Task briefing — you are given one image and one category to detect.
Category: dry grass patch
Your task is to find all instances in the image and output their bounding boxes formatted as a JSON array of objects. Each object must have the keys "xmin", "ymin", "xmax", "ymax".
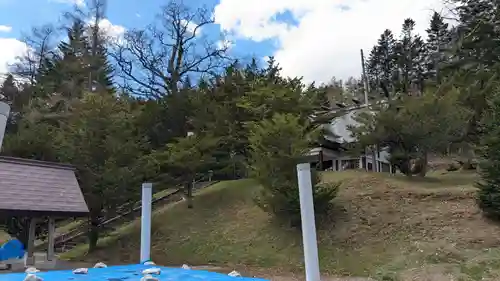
[{"xmin": 61, "ymin": 170, "xmax": 500, "ymax": 280}]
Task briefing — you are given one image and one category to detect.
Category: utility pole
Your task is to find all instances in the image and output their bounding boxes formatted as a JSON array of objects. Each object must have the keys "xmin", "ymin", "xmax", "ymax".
[
  {"xmin": 360, "ymin": 49, "xmax": 369, "ymax": 105},
  {"xmin": 360, "ymin": 49, "xmax": 377, "ymax": 172}
]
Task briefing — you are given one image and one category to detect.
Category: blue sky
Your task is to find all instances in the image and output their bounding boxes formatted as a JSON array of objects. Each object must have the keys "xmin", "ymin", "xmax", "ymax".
[
  {"xmin": 0, "ymin": 0, "xmax": 279, "ymax": 78},
  {"xmin": 0, "ymin": 0, "xmax": 451, "ymax": 84}
]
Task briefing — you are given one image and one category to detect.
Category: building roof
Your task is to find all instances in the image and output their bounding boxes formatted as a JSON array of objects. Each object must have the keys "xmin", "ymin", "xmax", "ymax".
[
  {"xmin": 325, "ymin": 102, "xmax": 384, "ymax": 143},
  {"xmin": 0, "ymin": 156, "xmax": 89, "ymax": 217}
]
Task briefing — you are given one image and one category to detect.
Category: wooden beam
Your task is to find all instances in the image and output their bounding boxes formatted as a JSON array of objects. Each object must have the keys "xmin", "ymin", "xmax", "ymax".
[
  {"xmin": 25, "ymin": 218, "xmax": 37, "ymax": 266},
  {"xmin": 318, "ymin": 150, "xmax": 324, "ymax": 170},
  {"xmin": 47, "ymin": 218, "xmax": 55, "ymax": 261}
]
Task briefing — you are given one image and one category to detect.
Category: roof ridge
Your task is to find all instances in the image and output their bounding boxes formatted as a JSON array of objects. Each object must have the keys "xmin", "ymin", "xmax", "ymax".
[{"xmin": 0, "ymin": 156, "xmax": 75, "ymax": 170}]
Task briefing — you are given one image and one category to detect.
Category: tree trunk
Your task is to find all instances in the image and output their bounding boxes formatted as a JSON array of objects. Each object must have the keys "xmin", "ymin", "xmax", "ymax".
[
  {"xmin": 394, "ymin": 156, "xmax": 412, "ymax": 177},
  {"xmin": 418, "ymin": 153, "xmax": 428, "ymax": 177},
  {"xmin": 318, "ymin": 150, "xmax": 324, "ymax": 171},
  {"xmin": 88, "ymin": 216, "xmax": 99, "ymax": 252},
  {"xmin": 405, "ymin": 158, "xmax": 413, "ymax": 177},
  {"xmin": 186, "ymin": 182, "xmax": 193, "ymax": 209}
]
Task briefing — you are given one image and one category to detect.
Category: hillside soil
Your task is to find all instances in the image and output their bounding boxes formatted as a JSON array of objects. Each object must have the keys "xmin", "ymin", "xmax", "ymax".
[{"xmin": 61, "ymin": 170, "xmax": 500, "ymax": 281}]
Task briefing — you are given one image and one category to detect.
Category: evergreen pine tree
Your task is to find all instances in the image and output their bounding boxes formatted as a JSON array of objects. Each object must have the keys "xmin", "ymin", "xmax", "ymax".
[
  {"xmin": 59, "ymin": 18, "xmax": 91, "ymax": 98},
  {"xmin": 0, "ymin": 75, "xmax": 30, "ymax": 131},
  {"xmin": 36, "ymin": 19, "xmax": 91, "ymax": 99},
  {"xmin": 0, "ymin": 74, "xmax": 18, "ymax": 104},
  {"xmin": 477, "ymin": 88, "xmax": 500, "ymax": 220},
  {"xmin": 367, "ymin": 45, "xmax": 382, "ymax": 92},
  {"xmin": 425, "ymin": 12, "xmax": 450, "ymax": 83},
  {"xmin": 396, "ymin": 19, "xmax": 414, "ymax": 93},
  {"xmin": 448, "ymin": 0, "xmax": 500, "ymax": 145},
  {"xmin": 35, "ymin": 57, "xmax": 59, "ymax": 99},
  {"xmin": 367, "ymin": 29, "xmax": 398, "ymax": 93},
  {"xmin": 89, "ymin": 42, "xmax": 115, "ymax": 93},
  {"xmin": 455, "ymin": 0, "xmax": 500, "ymax": 68},
  {"xmin": 395, "ymin": 18, "xmax": 426, "ymax": 94},
  {"xmin": 411, "ymin": 36, "xmax": 427, "ymax": 93},
  {"xmin": 36, "ymin": 18, "xmax": 115, "ymax": 99}
]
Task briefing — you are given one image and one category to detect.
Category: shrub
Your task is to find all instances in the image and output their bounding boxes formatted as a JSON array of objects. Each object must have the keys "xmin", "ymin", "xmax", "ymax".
[
  {"xmin": 477, "ymin": 89, "xmax": 500, "ymax": 219},
  {"xmin": 247, "ymin": 113, "xmax": 338, "ymax": 227}
]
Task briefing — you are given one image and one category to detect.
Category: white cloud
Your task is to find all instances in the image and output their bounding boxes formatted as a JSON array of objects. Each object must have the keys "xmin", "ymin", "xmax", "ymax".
[
  {"xmin": 98, "ymin": 18, "xmax": 126, "ymax": 40},
  {"xmin": 0, "ymin": 38, "xmax": 28, "ymax": 77},
  {"xmin": 214, "ymin": 0, "xmax": 453, "ymax": 84},
  {"xmin": 216, "ymin": 38, "xmax": 234, "ymax": 50},
  {"xmin": 181, "ymin": 19, "xmax": 202, "ymax": 36},
  {"xmin": 85, "ymin": 18, "xmax": 126, "ymax": 44},
  {"xmin": 0, "ymin": 25, "xmax": 12, "ymax": 33},
  {"xmin": 49, "ymin": 0, "xmax": 85, "ymax": 7}
]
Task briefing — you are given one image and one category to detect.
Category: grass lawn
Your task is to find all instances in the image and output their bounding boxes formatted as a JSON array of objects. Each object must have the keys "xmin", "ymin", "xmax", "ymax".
[{"xmin": 60, "ymin": 170, "xmax": 500, "ymax": 281}]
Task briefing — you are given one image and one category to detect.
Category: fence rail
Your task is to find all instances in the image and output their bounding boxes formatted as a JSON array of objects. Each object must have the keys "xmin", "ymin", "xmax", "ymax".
[{"xmin": 35, "ymin": 177, "xmax": 217, "ymax": 252}]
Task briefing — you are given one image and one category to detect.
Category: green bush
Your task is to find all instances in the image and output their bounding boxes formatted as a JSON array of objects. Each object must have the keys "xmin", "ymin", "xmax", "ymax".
[
  {"xmin": 477, "ymin": 89, "xmax": 500, "ymax": 219},
  {"xmin": 247, "ymin": 113, "xmax": 338, "ymax": 227}
]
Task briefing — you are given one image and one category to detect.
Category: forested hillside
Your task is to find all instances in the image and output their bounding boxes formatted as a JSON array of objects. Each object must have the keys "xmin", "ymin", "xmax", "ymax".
[{"xmin": 3, "ymin": 2, "xmax": 500, "ymax": 279}]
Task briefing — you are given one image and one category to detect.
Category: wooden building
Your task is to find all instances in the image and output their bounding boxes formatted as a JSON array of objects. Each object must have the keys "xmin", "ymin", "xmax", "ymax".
[
  {"xmin": 0, "ymin": 156, "xmax": 88, "ymax": 266},
  {"xmin": 309, "ymin": 103, "xmax": 393, "ymax": 173}
]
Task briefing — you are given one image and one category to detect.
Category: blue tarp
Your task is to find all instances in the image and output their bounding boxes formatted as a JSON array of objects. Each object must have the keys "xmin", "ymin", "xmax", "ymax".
[
  {"xmin": 0, "ymin": 264, "xmax": 270, "ymax": 281},
  {"xmin": 0, "ymin": 239, "xmax": 24, "ymax": 261}
]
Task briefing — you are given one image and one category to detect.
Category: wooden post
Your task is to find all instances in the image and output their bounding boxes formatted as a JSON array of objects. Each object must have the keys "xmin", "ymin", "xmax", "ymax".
[
  {"xmin": 187, "ymin": 180, "xmax": 194, "ymax": 209},
  {"xmin": 25, "ymin": 218, "xmax": 37, "ymax": 266},
  {"xmin": 208, "ymin": 170, "xmax": 213, "ymax": 182},
  {"xmin": 360, "ymin": 49, "xmax": 370, "ymax": 105},
  {"xmin": 318, "ymin": 150, "xmax": 324, "ymax": 171},
  {"xmin": 47, "ymin": 217, "xmax": 55, "ymax": 261}
]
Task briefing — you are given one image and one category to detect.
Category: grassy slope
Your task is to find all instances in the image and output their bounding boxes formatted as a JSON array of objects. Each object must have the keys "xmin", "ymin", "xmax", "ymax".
[
  {"xmin": 53, "ymin": 187, "xmax": 178, "ymax": 236},
  {"xmin": 62, "ymin": 170, "xmax": 500, "ymax": 280},
  {"xmin": 0, "ymin": 186, "xmax": 179, "ymax": 246}
]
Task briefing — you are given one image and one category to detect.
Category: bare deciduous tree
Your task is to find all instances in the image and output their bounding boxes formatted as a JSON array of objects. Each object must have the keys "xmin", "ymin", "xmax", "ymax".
[
  {"xmin": 112, "ymin": 0, "xmax": 231, "ymax": 98},
  {"xmin": 12, "ymin": 24, "xmax": 58, "ymax": 85}
]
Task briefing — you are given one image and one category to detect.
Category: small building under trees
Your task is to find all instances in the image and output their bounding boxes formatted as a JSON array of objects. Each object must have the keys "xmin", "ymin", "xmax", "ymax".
[
  {"xmin": 308, "ymin": 104, "xmax": 393, "ymax": 173},
  {"xmin": 0, "ymin": 156, "xmax": 88, "ymax": 267}
]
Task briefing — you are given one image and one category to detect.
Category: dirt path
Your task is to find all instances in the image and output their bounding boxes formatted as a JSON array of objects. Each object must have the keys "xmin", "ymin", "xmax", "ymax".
[{"xmin": 191, "ymin": 265, "xmax": 375, "ymax": 281}]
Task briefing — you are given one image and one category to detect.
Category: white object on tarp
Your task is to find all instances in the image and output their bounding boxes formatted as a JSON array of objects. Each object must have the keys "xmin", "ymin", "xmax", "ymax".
[
  {"xmin": 181, "ymin": 264, "xmax": 191, "ymax": 269},
  {"xmin": 73, "ymin": 268, "xmax": 88, "ymax": 274},
  {"xmin": 228, "ymin": 270, "xmax": 241, "ymax": 277},
  {"xmin": 142, "ymin": 267, "xmax": 161, "ymax": 275},
  {"xmin": 23, "ymin": 273, "xmax": 43, "ymax": 281},
  {"xmin": 140, "ymin": 274, "xmax": 159, "ymax": 281},
  {"xmin": 140, "ymin": 183, "xmax": 153, "ymax": 263},
  {"xmin": 143, "ymin": 261, "xmax": 156, "ymax": 265},
  {"xmin": 25, "ymin": 267, "xmax": 40, "ymax": 274},
  {"xmin": 297, "ymin": 163, "xmax": 321, "ymax": 281},
  {"xmin": 0, "ymin": 101, "xmax": 9, "ymax": 151},
  {"xmin": 93, "ymin": 262, "xmax": 107, "ymax": 268}
]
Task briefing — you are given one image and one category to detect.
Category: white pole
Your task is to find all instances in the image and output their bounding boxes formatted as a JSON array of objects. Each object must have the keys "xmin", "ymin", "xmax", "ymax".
[
  {"xmin": 296, "ymin": 163, "xmax": 321, "ymax": 281},
  {"xmin": 140, "ymin": 182, "xmax": 153, "ymax": 263},
  {"xmin": 0, "ymin": 101, "xmax": 10, "ymax": 150}
]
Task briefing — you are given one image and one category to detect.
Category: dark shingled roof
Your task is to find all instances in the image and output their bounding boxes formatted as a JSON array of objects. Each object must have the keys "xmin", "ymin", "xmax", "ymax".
[{"xmin": 0, "ymin": 156, "xmax": 89, "ymax": 217}]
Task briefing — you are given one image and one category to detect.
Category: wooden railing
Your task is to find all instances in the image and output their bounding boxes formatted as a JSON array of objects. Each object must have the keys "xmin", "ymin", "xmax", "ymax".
[{"xmin": 35, "ymin": 177, "xmax": 218, "ymax": 252}]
